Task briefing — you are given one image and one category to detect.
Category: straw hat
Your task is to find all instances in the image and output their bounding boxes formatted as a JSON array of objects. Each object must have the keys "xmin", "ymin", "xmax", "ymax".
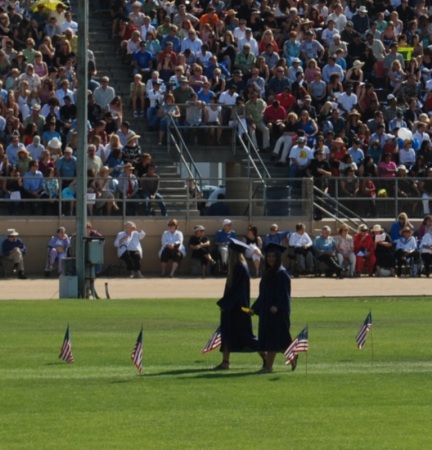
[
  {"xmin": 352, "ymin": 60, "xmax": 365, "ymax": 69},
  {"xmin": 331, "ymin": 137, "xmax": 345, "ymax": 146},
  {"xmin": 126, "ymin": 134, "xmax": 140, "ymax": 145},
  {"xmin": 226, "ymin": 9, "xmax": 237, "ymax": 16},
  {"xmin": 372, "ymin": 224, "xmax": 383, "ymax": 232}
]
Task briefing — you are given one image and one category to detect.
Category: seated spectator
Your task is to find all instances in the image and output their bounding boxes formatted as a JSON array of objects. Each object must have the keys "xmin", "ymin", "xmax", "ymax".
[
  {"xmin": 117, "ymin": 163, "xmax": 139, "ymax": 215},
  {"xmin": 22, "ymin": 160, "xmax": 44, "ymax": 213},
  {"xmin": 263, "ymin": 223, "xmax": 290, "ymax": 246},
  {"xmin": 335, "ymin": 224, "xmax": 356, "ymax": 277},
  {"xmin": 417, "ymin": 215, "xmax": 432, "ymax": 241},
  {"xmin": 214, "ymin": 218, "xmax": 236, "ymax": 268},
  {"xmin": 242, "ymin": 224, "xmax": 263, "ymax": 278},
  {"xmin": 288, "ymin": 222, "xmax": 314, "ymax": 275},
  {"xmin": 95, "ymin": 166, "xmax": 119, "ymax": 215},
  {"xmin": 61, "ymin": 179, "xmax": 77, "ymax": 216},
  {"xmin": 313, "ymin": 225, "xmax": 343, "ymax": 278},
  {"xmin": 46, "ymin": 226, "xmax": 71, "ymax": 274},
  {"xmin": 140, "ymin": 164, "xmax": 167, "ymax": 217},
  {"xmin": 2, "ymin": 228, "xmax": 27, "ymax": 279},
  {"xmin": 114, "ymin": 221, "xmax": 146, "ymax": 278},
  {"xmin": 288, "ymin": 136, "xmax": 313, "ymax": 183},
  {"xmin": 353, "ymin": 224, "xmax": 376, "ymax": 276},
  {"xmin": 159, "ymin": 218, "xmax": 186, "ymax": 278},
  {"xmin": 390, "ymin": 212, "xmax": 414, "ymax": 242},
  {"xmin": 420, "ymin": 228, "xmax": 432, "ymax": 277},
  {"xmin": 372, "ymin": 224, "xmax": 395, "ymax": 277},
  {"xmin": 395, "ymin": 226, "xmax": 420, "ymax": 277},
  {"xmin": 188, "ymin": 224, "xmax": 216, "ymax": 277}
]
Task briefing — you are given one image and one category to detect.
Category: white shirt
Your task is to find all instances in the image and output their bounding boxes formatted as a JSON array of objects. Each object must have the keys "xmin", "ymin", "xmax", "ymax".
[
  {"xmin": 289, "ymin": 232, "xmax": 313, "ymax": 248},
  {"xmin": 159, "ymin": 230, "xmax": 186, "ymax": 258},
  {"xmin": 420, "ymin": 232, "xmax": 432, "ymax": 254},
  {"xmin": 238, "ymin": 37, "xmax": 259, "ymax": 56},
  {"xmin": 219, "ymin": 90, "xmax": 238, "ymax": 106},
  {"xmin": 114, "ymin": 229, "xmax": 146, "ymax": 258},
  {"xmin": 289, "ymin": 144, "xmax": 313, "ymax": 167},
  {"xmin": 338, "ymin": 92, "xmax": 358, "ymax": 112}
]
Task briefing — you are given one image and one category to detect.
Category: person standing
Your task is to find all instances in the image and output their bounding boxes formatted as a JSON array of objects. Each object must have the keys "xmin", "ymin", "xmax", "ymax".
[
  {"xmin": 114, "ymin": 221, "xmax": 146, "ymax": 278},
  {"xmin": 2, "ymin": 228, "xmax": 27, "ymax": 279},
  {"xmin": 252, "ymin": 243, "xmax": 294, "ymax": 374},
  {"xmin": 215, "ymin": 238, "xmax": 259, "ymax": 370}
]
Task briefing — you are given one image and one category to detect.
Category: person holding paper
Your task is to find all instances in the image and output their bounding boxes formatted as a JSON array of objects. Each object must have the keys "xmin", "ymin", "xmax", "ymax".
[
  {"xmin": 353, "ymin": 224, "xmax": 376, "ymax": 276},
  {"xmin": 372, "ymin": 224, "xmax": 395, "ymax": 277}
]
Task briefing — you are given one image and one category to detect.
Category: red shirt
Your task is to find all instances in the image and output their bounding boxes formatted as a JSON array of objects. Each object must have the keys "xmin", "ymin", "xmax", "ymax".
[
  {"xmin": 264, "ymin": 105, "xmax": 287, "ymax": 123},
  {"xmin": 275, "ymin": 92, "xmax": 296, "ymax": 111}
]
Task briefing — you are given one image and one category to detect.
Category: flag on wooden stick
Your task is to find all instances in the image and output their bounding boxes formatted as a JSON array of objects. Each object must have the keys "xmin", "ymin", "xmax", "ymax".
[
  {"xmin": 355, "ymin": 312, "xmax": 372, "ymax": 349},
  {"xmin": 201, "ymin": 326, "xmax": 222, "ymax": 354},
  {"xmin": 131, "ymin": 327, "xmax": 143, "ymax": 373},
  {"xmin": 59, "ymin": 325, "xmax": 74, "ymax": 363},
  {"xmin": 284, "ymin": 327, "xmax": 308, "ymax": 366}
]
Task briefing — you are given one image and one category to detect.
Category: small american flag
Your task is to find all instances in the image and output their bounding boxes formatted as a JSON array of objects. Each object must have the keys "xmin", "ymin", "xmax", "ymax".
[
  {"xmin": 131, "ymin": 327, "xmax": 143, "ymax": 373},
  {"xmin": 284, "ymin": 327, "xmax": 308, "ymax": 365},
  {"xmin": 201, "ymin": 326, "xmax": 222, "ymax": 354},
  {"xmin": 355, "ymin": 312, "xmax": 372, "ymax": 349},
  {"xmin": 59, "ymin": 325, "xmax": 74, "ymax": 364}
]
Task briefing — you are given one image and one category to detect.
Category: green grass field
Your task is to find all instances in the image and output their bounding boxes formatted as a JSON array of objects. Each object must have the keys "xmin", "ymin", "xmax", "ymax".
[{"xmin": 0, "ymin": 297, "xmax": 431, "ymax": 450}]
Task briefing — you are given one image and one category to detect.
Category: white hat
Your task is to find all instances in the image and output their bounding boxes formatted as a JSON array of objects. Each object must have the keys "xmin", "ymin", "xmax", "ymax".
[
  {"xmin": 372, "ymin": 224, "xmax": 383, "ymax": 232},
  {"xmin": 48, "ymin": 137, "xmax": 62, "ymax": 149},
  {"xmin": 387, "ymin": 93, "xmax": 396, "ymax": 101},
  {"xmin": 194, "ymin": 225, "xmax": 205, "ymax": 231},
  {"xmin": 223, "ymin": 219, "xmax": 232, "ymax": 226},
  {"xmin": 358, "ymin": 5, "xmax": 368, "ymax": 13},
  {"xmin": 7, "ymin": 228, "xmax": 19, "ymax": 236}
]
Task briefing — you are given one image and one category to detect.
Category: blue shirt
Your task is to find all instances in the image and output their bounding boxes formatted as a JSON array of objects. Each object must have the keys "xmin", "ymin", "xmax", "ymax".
[
  {"xmin": 263, "ymin": 231, "xmax": 290, "ymax": 246},
  {"xmin": 214, "ymin": 229, "xmax": 236, "ymax": 245},
  {"xmin": 23, "ymin": 170, "xmax": 44, "ymax": 192},
  {"xmin": 2, "ymin": 237, "xmax": 26, "ymax": 256},
  {"xmin": 132, "ymin": 49, "xmax": 153, "ymax": 69},
  {"xmin": 56, "ymin": 155, "xmax": 77, "ymax": 178},
  {"xmin": 314, "ymin": 235, "xmax": 336, "ymax": 253}
]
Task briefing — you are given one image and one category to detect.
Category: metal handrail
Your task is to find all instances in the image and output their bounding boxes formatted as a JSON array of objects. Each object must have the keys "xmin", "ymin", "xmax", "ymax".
[
  {"xmin": 167, "ymin": 115, "xmax": 203, "ymax": 184},
  {"xmin": 233, "ymin": 111, "xmax": 272, "ymax": 180}
]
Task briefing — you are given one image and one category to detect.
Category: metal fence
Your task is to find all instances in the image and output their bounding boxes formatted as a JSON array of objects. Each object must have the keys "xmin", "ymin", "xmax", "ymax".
[{"xmin": 0, "ymin": 176, "xmax": 428, "ymax": 220}]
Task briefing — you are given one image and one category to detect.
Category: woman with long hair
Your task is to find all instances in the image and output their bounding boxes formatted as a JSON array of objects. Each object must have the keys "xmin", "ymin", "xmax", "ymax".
[
  {"xmin": 215, "ymin": 239, "xmax": 260, "ymax": 370},
  {"xmin": 252, "ymin": 243, "xmax": 294, "ymax": 373}
]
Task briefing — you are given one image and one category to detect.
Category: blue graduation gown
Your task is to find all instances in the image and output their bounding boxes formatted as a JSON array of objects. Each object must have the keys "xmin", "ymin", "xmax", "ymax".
[
  {"xmin": 252, "ymin": 265, "xmax": 292, "ymax": 352},
  {"xmin": 217, "ymin": 262, "xmax": 258, "ymax": 352}
]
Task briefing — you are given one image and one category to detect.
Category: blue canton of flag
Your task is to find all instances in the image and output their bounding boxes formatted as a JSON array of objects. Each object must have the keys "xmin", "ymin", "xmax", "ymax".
[{"xmin": 355, "ymin": 312, "xmax": 372, "ymax": 349}]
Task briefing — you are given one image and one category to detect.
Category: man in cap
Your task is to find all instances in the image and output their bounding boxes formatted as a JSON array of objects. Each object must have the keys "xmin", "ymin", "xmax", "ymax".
[
  {"xmin": 351, "ymin": 5, "xmax": 369, "ymax": 36},
  {"xmin": 300, "ymin": 30, "xmax": 324, "ymax": 63},
  {"xmin": 188, "ymin": 225, "xmax": 216, "ymax": 277},
  {"xmin": 287, "ymin": 134, "xmax": 313, "ymax": 187},
  {"xmin": 214, "ymin": 219, "xmax": 237, "ymax": 268},
  {"xmin": 2, "ymin": 229, "xmax": 27, "ymax": 279},
  {"xmin": 384, "ymin": 94, "xmax": 403, "ymax": 123}
]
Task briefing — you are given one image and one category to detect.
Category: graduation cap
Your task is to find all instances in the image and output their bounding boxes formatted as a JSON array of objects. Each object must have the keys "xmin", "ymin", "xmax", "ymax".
[
  {"xmin": 264, "ymin": 243, "xmax": 287, "ymax": 254},
  {"xmin": 228, "ymin": 238, "xmax": 249, "ymax": 254}
]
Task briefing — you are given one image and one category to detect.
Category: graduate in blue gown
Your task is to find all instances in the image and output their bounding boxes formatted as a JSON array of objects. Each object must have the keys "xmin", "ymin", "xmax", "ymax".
[
  {"xmin": 252, "ymin": 243, "xmax": 294, "ymax": 373},
  {"xmin": 215, "ymin": 239, "xmax": 259, "ymax": 370}
]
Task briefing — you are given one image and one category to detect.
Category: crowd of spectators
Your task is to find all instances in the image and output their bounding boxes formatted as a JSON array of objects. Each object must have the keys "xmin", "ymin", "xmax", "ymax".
[{"xmin": 110, "ymin": 0, "xmax": 432, "ymax": 218}]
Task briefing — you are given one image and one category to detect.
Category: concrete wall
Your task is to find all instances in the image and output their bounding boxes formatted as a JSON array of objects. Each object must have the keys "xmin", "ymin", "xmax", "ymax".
[{"xmin": 3, "ymin": 217, "xmax": 416, "ymax": 276}]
